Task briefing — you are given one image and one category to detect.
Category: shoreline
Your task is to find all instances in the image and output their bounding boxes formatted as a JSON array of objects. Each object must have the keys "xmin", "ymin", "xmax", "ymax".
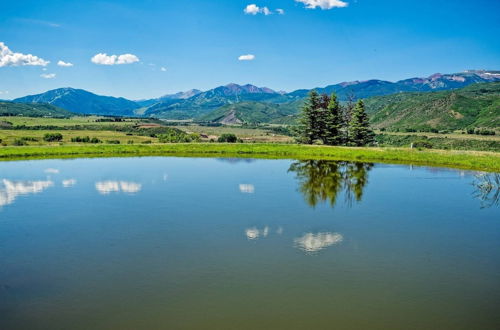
[{"xmin": 0, "ymin": 143, "xmax": 499, "ymax": 172}]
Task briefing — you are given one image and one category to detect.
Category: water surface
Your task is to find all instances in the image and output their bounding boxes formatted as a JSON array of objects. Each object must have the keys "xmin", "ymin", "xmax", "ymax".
[{"xmin": 0, "ymin": 157, "xmax": 499, "ymax": 330}]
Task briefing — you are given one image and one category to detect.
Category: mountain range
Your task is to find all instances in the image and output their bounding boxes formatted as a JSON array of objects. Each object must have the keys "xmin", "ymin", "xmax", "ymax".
[{"xmin": 9, "ymin": 70, "xmax": 500, "ymax": 126}]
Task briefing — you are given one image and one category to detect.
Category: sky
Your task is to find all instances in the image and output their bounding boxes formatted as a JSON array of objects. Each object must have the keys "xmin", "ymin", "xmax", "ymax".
[{"xmin": 0, "ymin": 0, "xmax": 499, "ymax": 100}]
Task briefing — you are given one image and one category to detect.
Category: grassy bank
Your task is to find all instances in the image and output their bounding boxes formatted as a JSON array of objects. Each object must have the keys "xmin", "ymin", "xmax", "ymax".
[{"xmin": 0, "ymin": 143, "xmax": 499, "ymax": 172}]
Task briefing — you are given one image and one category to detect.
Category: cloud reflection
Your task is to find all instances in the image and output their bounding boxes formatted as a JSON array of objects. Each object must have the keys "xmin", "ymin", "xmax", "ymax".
[
  {"xmin": 62, "ymin": 179, "xmax": 77, "ymax": 187},
  {"xmin": 239, "ymin": 184, "xmax": 255, "ymax": 194},
  {"xmin": 245, "ymin": 226, "xmax": 270, "ymax": 240},
  {"xmin": 0, "ymin": 179, "xmax": 53, "ymax": 207},
  {"xmin": 95, "ymin": 181, "xmax": 142, "ymax": 195},
  {"xmin": 294, "ymin": 232, "xmax": 343, "ymax": 253},
  {"xmin": 44, "ymin": 168, "xmax": 60, "ymax": 174}
]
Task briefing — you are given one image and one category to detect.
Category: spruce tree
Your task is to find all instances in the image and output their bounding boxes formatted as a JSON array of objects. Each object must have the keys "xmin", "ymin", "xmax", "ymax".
[
  {"xmin": 348, "ymin": 100, "xmax": 375, "ymax": 146},
  {"xmin": 324, "ymin": 93, "xmax": 343, "ymax": 145},
  {"xmin": 297, "ymin": 90, "xmax": 321, "ymax": 144}
]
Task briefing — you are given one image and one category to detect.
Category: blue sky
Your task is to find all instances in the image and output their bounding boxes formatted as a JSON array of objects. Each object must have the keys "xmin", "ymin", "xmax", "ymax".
[{"xmin": 1, "ymin": 0, "xmax": 499, "ymax": 99}]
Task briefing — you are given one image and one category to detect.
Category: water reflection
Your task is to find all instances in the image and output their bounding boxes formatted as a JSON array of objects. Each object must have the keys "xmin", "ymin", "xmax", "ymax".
[
  {"xmin": 44, "ymin": 168, "xmax": 60, "ymax": 174},
  {"xmin": 95, "ymin": 181, "xmax": 142, "ymax": 195},
  {"xmin": 245, "ymin": 226, "xmax": 269, "ymax": 240},
  {"xmin": 62, "ymin": 179, "xmax": 77, "ymax": 188},
  {"xmin": 288, "ymin": 160, "xmax": 373, "ymax": 207},
  {"xmin": 239, "ymin": 184, "xmax": 255, "ymax": 194},
  {"xmin": 0, "ymin": 179, "xmax": 53, "ymax": 207},
  {"xmin": 294, "ymin": 232, "xmax": 344, "ymax": 253},
  {"xmin": 473, "ymin": 173, "xmax": 500, "ymax": 208}
]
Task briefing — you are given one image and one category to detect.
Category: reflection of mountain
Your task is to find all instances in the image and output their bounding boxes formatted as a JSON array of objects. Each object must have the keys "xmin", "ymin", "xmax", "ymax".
[
  {"xmin": 288, "ymin": 160, "xmax": 373, "ymax": 207},
  {"xmin": 95, "ymin": 181, "xmax": 142, "ymax": 195},
  {"xmin": 216, "ymin": 158, "xmax": 257, "ymax": 164},
  {"xmin": 294, "ymin": 232, "xmax": 343, "ymax": 253},
  {"xmin": 0, "ymin": 179, "xmax": 53, "ymax": 207}
]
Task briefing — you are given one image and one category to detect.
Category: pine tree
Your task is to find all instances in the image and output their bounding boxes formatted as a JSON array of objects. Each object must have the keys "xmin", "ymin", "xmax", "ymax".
[
  {"xmin": 297, "ymin": 90, "xmax": 321, "ymax": 144},
  {"xmin": 348, "ymin": 100, "xmax": 375, "ymax": 146},
  {"xmin": 324, "ymin": 93, "xmax": 343, "ymax": 145}
]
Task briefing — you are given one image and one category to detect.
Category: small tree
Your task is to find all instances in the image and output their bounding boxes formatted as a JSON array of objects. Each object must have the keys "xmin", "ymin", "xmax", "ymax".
[
  {"xmin": 324, "ymin": 93, "xmax": 343, "ymax": 145},
  {"xmin": 296, "ymin": 90, "xmax": 321, "ymax": 144},
  {"xmin": 43, "ymin": 133, "xmax": 63, "ymax": 142},
  {"xmin": 348, "ymin": 100, "xmax": 374, "ymax": 146},
  {"xmin": 217, "ymin": 133, "xmax": 238, "ymax": 143}
]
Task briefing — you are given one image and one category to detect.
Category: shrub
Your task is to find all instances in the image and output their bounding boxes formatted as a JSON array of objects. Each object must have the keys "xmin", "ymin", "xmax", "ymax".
[
  {"xmin": 217, "ymin": 133, "xmax": 238, "ymax": 143},
  {"xmin": 106, "ymin": 140, "xmax": 121, "ymax": 144},
  {"xmin": 127, "ymin": 140, "xmax": 134, "ymax": 144},
  {"xmin": 13, "ymin": 139, "xmax": 28, "ymax": 146},
  {"xmin": 43, "ymin": 133, "xmax": 63, "ymax": 142},
  {"xmin": 142, "ymin": 140, "xmax": 152, "ymax": 144},
  {"xmin": 413, "ymin": 140, "xmax": 433, "ymax": 149}
]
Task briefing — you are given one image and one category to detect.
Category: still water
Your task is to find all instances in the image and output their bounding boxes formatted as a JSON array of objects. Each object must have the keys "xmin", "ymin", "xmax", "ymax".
[{"xmin": 0, "ymin": 157, "xmax": 499, "ymax": 330}]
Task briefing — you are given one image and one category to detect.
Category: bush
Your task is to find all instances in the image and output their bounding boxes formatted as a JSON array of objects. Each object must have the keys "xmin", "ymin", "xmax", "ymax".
[
  {"xmin": 43, "ymin": 133, "xmax": 63, "ymax": 142},
  {"xmin": 413, "ymin": 140, "xmax": 433, "ymax": 149},
  {"xmin": 71, "ymin": 136, "xmax": 101, "ymax": 143},
  {"xmin": 105, "ymin": 140, "xmax": 121, "ymax": 144},
  {"xmin": 127, "ymin": 140, "xmax": 134, "ymax": 144},
  {"xmin": 217, "ymin": 133, "xmax": 238, "ymax": 143},
  {"xmin": 12, "ymin": 139, "xmax": 28, "ymax": 146}
]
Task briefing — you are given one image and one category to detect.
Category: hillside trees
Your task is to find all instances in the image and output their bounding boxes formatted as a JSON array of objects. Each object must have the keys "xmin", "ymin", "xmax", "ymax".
[{"xmin": 297, "ymin": 91, "xmax": 374, "ymax": 146}]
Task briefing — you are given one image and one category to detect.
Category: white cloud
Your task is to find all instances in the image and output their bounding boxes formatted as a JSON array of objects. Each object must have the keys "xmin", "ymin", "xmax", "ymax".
[
  {"xmin": 238, "ymin": 54, "xmax": 256, "ymax": 61},
  {"xmin": 294, "ymin": 232, "xmax": 343, "ymax": 252},
  {"xmin": 91, "ymin": 53, "xmax": 139, "ymax": 65},
  {"xmin": 276, "ymin": 8, "xmax": 285, "ymax": 14},
  {"xmin": 95, "ymin": 181, "xmax": 142, "ymax": 195},
  {"xmin": 0, "ymin": 42, "xmax": 49, "ymax": 67},
  {"xmin": 296, "ymin": 0, "xmax": 348, "ymax": 10},
  {"xmin": 57, "ymin": 60, "xmax": 73, "ymax": 67},
  {"xmin": 244, "ymin": 4, "xmax": 260, "ymax": 15},
  {"xmin": 244, "ymin": 4, "xmax": 272, "ymax": 15},
  {"xmin": 0, "ymin": 91, "xmax": 8, "ymax": 95},
  {"xmin": 160, "ymin": 67, "xmax": 167, "ymax": 72},
  {"xmin": 40, "ymin": 73, "xmax": 56, "ymax": 79}
]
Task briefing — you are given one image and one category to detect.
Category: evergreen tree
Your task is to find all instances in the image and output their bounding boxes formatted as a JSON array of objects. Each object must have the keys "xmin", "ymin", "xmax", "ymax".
[
  {"xmin": 297, "ymin": 90, "xmax": 321, "ymax": 144},
  {"xmin": 348, "ymin": 100, "xmax": 375, "ymax": 146},
  {"xmin": 324, "ymin": 93, "xmax": 343, "ymax": 145}
]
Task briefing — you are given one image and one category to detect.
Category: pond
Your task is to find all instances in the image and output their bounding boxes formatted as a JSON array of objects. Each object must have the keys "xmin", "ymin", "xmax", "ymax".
[{"xmin": 0, "ymin": 157, "xmax": 499, "ymax": 330}]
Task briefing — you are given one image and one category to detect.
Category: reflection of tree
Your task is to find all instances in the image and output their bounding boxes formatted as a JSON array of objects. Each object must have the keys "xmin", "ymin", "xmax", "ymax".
[
  {"xmin": 473, "ymin": 173, "xmax": 500, "ymax": 209},
  {"xmin": 288, "ymin": 160, "xmax": 373, "ymax": 207}
]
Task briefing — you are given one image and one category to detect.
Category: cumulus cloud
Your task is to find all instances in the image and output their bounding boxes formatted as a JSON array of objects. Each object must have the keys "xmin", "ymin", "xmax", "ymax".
[
  {"xmin": 244, "ymin": 4, "xmax": 272, "ymax": 15},
  {"xmin": 91, "ymin": 53, "xmax": 139, "ymax": 65},
  {"xmin": 0, "ymin": 42, "xmax": 49, "ymax": 67},
  {"xmin": 276, "ymin": 9, "xmax": 285, "ymax": 14},
  {"xmin": 57, "ymin": 60, "xmax": 73, "ymax": 67},
  {"xmin": 40, "ymin": 73, "xmax": 56, "ymax": 79},
  {"xmin": 294, "ymin": 232, "xmax": 343, "ymax": 252},
  {"xmin": 160, "ymin": 67, "xmax": 167, "ymax": 72},
  {"xmin": 296, "ymin": 0, "xmax": 348, "ymax": 10},
  {"xmin": 238, "ymin": 54, "xmax": 255, "ymax": 61}
]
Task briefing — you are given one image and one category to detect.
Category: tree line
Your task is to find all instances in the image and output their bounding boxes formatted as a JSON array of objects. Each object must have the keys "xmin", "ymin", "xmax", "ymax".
[{"xmin": 296, "ymin": 90, "xmax": 375, "ymax": 146}]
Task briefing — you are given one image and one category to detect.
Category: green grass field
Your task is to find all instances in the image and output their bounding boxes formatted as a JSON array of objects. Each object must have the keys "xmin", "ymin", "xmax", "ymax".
[{"xmin": 0, "ymin": 143, "xmax": 498, "ymax": 172}]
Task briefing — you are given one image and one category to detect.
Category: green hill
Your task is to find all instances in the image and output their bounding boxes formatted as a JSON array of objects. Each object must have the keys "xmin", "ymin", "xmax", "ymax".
[
  {"xmin": 0, "ymin": 101, "xmax": 74, "ymax": 118},
  {"xmin": 365, "ymin": 82, "xmax": 500, "ymax": 131},
  {"xmin": 197, "ymin": 100, "xmax": 301, "ymax": 125}
]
